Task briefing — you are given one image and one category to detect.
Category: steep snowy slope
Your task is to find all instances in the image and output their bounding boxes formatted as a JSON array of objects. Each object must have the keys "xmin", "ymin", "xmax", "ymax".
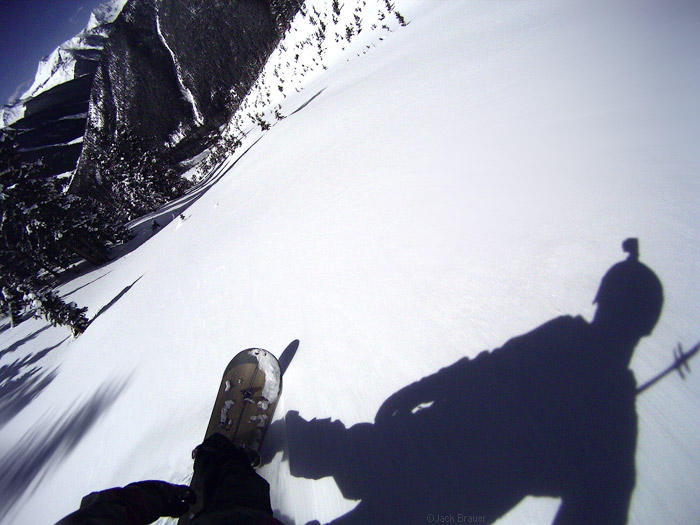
[{"xmin": 1, "ymin": 1, "xmax": 699, "ymax": 524}]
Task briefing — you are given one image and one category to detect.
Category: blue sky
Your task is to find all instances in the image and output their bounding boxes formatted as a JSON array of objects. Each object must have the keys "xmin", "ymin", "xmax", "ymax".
[{"xmin": 0, "ymin": 0, "xmax": 108, "ymax": 106}]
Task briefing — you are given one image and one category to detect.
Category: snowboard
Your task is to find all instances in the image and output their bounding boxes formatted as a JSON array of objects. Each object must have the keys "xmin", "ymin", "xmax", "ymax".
[{"xmin": 179, "ymin": 348, "xmax": 282, "ymax": 524}]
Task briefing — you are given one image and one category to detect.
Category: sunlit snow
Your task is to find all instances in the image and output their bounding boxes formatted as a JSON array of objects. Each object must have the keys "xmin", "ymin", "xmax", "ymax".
[{"xmin": 1, "ymin": 1, "xmax": 699, "ymax": 524}]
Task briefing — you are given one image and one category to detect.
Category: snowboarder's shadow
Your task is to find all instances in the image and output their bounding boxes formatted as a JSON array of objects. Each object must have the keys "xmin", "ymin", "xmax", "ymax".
[{"xmin": 278, "ymin": 240, "xmax": 663, "ymax": 524}]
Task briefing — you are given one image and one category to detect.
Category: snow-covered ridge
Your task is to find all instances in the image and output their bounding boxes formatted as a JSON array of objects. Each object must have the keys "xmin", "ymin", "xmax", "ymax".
[
  {"xmin": 21, "ymin": 0, "xmax": 127, "ymax": 101},
  {"xmin": 0, "ymin": 0, "xmax": 126, "ymax": 128},
  {"xmin": 0, "ymin": 104, "xmax": 25, "ymax": 129},
  {"xmin": 86, "ymin": 0, "xmax": 129, "ymax": 31}
]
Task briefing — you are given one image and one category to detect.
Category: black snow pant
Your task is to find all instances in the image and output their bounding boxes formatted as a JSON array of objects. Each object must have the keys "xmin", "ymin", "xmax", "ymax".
[{"xmin": 191, "ymin": 433, "xmax": 277, "ymax": 524}]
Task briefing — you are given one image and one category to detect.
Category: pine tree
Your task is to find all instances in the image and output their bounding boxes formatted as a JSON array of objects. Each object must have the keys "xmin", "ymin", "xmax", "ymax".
[
  {"xmin": 94, "ymin": 134, "xmax": 193, "ymax": 221},
  {"xmin": 28, "ymin": 289, "xmax": 89, "ymax": 336},
  {"xmin": 0, "ymin": 130, "xmax": 119, "ymax": 334}
]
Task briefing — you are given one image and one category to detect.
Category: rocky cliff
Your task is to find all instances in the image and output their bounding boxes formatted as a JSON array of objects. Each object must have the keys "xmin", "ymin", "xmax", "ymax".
[{"xmin": 70, "ymin": 0, "xmax": 299, "ymax": 202}]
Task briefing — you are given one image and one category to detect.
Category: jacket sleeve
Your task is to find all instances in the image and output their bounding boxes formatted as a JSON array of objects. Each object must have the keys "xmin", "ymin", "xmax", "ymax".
[
  {"xmin": 55, "ymin": 481, "xmax": 195, "ymax": 525},
  {"xmin": 375, "ymin": 354, "xmax": 485, "ymax": 423},
  {"xmin": 55, "ymin": 489, "xmax": 137, "ymax": 525}
]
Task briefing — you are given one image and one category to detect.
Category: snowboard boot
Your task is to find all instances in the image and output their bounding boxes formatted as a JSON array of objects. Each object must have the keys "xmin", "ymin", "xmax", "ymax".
[
  {"xmin": 190, "ymin": 433, "xmax": 274, "ymax": 518},
  {"xmin": 234, "ymin": 442, "xmax": 262, "ymax": 468},
  {"xmin": 192, "ymin": 433, "xmax": 261, "ymax": 469}
]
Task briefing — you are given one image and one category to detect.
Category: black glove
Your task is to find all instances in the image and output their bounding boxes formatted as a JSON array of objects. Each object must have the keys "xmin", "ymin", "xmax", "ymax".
[{"xmin": 121, "ymin": 480, "xmax": 196, "ymax": 522}]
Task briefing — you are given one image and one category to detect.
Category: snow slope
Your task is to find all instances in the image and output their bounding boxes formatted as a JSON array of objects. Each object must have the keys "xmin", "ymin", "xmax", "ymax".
[{"xmin": 1, "ymin": 0, "xmax": 699, "ymax": 523}]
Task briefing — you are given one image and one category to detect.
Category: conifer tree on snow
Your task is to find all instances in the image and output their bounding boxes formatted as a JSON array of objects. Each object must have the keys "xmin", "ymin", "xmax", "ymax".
[
  {"xmin": 93, "ymin": 133, "xmax": 194, "ymax": 222},
  {"xmin": 0, "ymin": 130, "xmax": 124, "ymax": 335}
]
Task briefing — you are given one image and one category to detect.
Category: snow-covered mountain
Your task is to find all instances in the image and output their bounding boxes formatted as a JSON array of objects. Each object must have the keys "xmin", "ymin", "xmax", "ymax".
[
  {"xmin": 0, "ymin": 0, "xmax": 127, "ymax": 129},
  {"xmin": 0, "ymin": 0, "xmax": 126, "ymax": 182},
  {"xmin": 2, "ymin": 0, "xmax": 298, "ymax": 190},
  {"xmin": 1, "ymin": 1, "xmax": 699, "ymax": 524},
  {"xmin": 19, "ymin": 0, "xmax": 127, "ymax": 104}
]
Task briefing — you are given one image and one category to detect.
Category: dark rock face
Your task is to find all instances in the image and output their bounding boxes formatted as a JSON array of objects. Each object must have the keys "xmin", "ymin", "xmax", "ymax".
[
  {"xmin": 71, "ymin": 0, "xmax": 299, "ymax": 199},
  {"xmin": 71, "ymin": 0, "xmax": 192, "ymax": 197},
  {"xmin": 4, "ymin": 37, "xmax": 108, "ymax": 178}
]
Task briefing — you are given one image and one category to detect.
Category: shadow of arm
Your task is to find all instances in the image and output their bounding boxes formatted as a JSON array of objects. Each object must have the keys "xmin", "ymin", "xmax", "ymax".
[{"xmin": 375, "ymin": 355, "xmax": 480, "ymax": 424}]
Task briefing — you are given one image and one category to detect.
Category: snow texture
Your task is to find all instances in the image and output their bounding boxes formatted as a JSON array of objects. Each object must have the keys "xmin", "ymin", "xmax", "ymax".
[
  {"xmin": 1, "ymin": 0, "xmax": 699, "ymax": 524},
  {"xmin": 86, "ymin": 0, "xmax": 129, "ymax": 31},
  {"xmin": 0, "ymin": 104, "xmax": 25, "ymax": 129},
  {"xmin": 254, "ymin": 349, "xmax": 282, "ymax": 405}
]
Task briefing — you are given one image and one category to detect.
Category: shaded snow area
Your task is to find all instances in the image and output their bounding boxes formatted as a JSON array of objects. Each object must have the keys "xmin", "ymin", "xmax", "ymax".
[{"xmin": 2, "ymin": 1, "xmax": 699, "ymax": 523}]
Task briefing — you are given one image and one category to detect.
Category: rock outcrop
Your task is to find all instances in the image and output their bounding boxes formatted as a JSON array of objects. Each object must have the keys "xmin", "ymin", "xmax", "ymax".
[{"xmin": 70, "ymin": 0, "xmax": 299, "ymax": 200}]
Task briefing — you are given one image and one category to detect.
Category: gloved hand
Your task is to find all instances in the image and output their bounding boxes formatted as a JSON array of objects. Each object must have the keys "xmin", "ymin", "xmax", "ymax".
[{"xmin": 120, "ymin": 480, "xmax": 196, "ymax": 522}]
